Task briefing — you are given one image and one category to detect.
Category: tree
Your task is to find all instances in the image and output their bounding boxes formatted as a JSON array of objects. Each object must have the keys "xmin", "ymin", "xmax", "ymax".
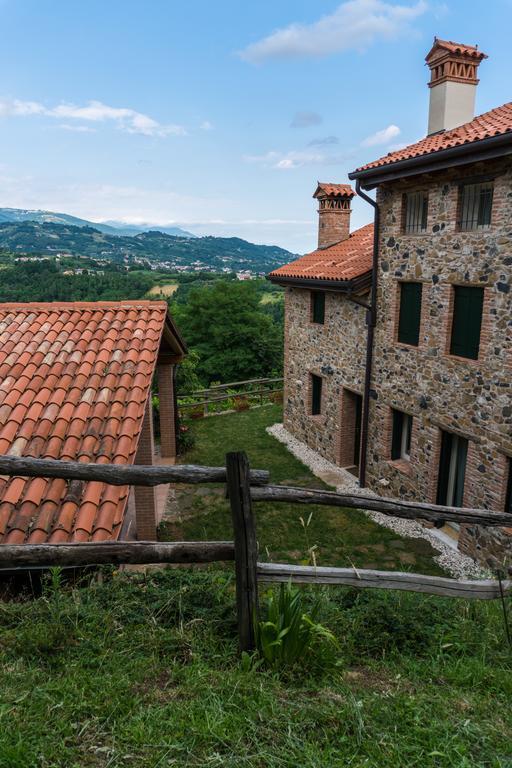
[{"xmin": 172, "ymin": 281, "xmax": 283, "ymax": 384}]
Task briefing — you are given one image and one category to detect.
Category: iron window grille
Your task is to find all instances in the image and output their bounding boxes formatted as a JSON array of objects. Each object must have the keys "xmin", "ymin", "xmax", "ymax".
[
  {"xmin": 311, "ymin": 374, "xmax": 323, "ymax": 416},
  {"xmin": 403, "ymin": 192, "xmax": 429, "ymax": 234},
  {"xmin": 458, "ymin": 182, "xmax": 493, "ymax": 231}
]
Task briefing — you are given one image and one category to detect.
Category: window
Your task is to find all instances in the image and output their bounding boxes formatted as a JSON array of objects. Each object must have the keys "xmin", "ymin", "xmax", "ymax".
[
  {"xmin": 449, "ymin": 285, "xmax": 484, "ymax": 360},
  {"xmin": 506, "ymin": 459, "xmax": 512, "ymax": 515},
  {"xmin": 391, "ymin": 410, "xmax": 413, "ymax": 461},
  {"xmin": 311, "ymin": 374, "xmax": 323, "ymax": 416},
  {"xmin": 397, "ymin": 282, "xmax": 422, "ymax": 346},
  {"xmin": 311, "ymin": 291, "xmax": 325, "ymax": 324},
  {"xmin": 403, "ymin": 192, "xmax": 428, "ymax": 234},
  {"xmin": 436, "ymin": 431, "xmax": 468, "ymax": 515},
  {"xmin": 458, "ymin": 182, "xmax": 493, "ymax": 231}
]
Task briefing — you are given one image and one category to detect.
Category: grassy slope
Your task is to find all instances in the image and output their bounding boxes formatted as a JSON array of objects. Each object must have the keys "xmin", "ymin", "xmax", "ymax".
[
  {"xmin": 161, "ymin": 405, "xmax": 445, "ymax": 575},
  {"xmin": 0, "ymin": 569, "xmax": 510, "ymax": 767}
]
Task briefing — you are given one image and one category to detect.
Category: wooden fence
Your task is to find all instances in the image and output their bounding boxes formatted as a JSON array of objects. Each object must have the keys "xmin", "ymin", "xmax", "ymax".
[
  {"xmin": 178, "ymin": 377, "xmax": 283, "ymax": 417},
  {"xmin": 0, "ymin": 452, "xmax": 510, "ymax": 652}
]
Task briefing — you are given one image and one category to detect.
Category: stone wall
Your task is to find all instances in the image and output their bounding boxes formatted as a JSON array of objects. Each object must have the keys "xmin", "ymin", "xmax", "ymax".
[
  {"xmin": 283, "ymin": 286, "xmax": 367, "ymax": 465},
  {"xmin": 365, "ymin": 157, "xmax": 512, "ymax": 567}
]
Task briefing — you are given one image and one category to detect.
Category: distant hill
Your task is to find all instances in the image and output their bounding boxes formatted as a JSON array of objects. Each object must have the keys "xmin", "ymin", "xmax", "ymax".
[
  {"xmin": 0, "ymin": 220, "xmax": 294, "ymax": 273},
  {"xmin": 0, "ymin": 208, "xmax": 196, "ymax": 239}
]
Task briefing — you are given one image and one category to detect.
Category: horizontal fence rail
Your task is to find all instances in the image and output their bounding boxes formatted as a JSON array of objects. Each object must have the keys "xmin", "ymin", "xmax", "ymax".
[
  {"xmin": 257, "ymin": 563, "xmax": 512, "ymax": 600},
  {"xmin": 251, "ymin": 485, "xmax": 512, "ymax": 527},
  {"xmin": 0, "ymin": 456, "xmax": 269, "ymax": 487},
  {"xmin": 0, "ymin": 541, "xmax": 235, "ymax": 569},
  {"xmin": 178, "ymin": 377, "xmax": 283, "ymax": 415}
]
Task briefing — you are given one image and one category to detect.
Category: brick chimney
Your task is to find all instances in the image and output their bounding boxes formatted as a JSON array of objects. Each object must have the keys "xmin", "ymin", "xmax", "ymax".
[
  {"xmin": 313, "ymin": 183, "xmax": 355, "ymax": 249},
  {"xmin": 426, "ymin": 38, "xmax": 487, "ymax": 135}
]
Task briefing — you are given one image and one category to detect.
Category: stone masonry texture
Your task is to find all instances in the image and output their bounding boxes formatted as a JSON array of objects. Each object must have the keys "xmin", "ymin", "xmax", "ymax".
[{"xmin": 283, "ymin": 157, "xmax": 512, "ymax": 569}]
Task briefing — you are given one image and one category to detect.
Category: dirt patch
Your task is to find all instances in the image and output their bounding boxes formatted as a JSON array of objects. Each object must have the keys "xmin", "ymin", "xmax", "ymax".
[{"xmin": 342, "ymin": 666, "xmax": 415, "ymax": 694}]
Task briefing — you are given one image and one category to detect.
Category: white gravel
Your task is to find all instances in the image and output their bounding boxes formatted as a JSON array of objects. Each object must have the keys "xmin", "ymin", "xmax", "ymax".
[{"xmin": 267, "ymin": 422, "xmax": 487, "ymax": 580}]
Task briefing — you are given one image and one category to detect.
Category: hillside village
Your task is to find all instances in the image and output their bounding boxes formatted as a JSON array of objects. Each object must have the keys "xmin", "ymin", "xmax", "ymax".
[{"xmin": 0, "ymin": 20, "xmax": 511, "ymax": 768}]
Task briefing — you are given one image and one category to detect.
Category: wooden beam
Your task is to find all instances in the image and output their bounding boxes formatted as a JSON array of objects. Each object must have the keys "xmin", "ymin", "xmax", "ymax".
[
  {"xmin": 0, "ymin": 456, "xmax": 269, "ymax": 487},
  {"xmin": 0, "ymin": 541, "xmax": 235, "ymax": 569},
  {"xmin": 257, "ymin": 563, "xmax": 512, "ymax": 600},
  {"xmin": 251, "ymin": 485, "xmax": 512, "ymax": 527},
  {"xmin": 226, "ymin": 452, "xmax": 259, "ymax": 652}
]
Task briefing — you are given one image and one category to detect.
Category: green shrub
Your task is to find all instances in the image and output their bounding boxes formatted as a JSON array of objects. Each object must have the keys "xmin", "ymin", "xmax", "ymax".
[{"xmin": 255, "ymin": 582, "xmax": 337, "ymax": 670}]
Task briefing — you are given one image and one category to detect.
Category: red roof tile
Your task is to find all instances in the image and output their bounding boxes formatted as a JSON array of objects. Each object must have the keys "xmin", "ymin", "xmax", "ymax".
[
  {"xmin": 426, "ymin": 38, "xmax": 486, "ymax": 60},
  {"xmin": 0, "ymin": 301, "xmax": 185, "ymax": 544},
  {"xmin": 268, "ymin": 223, "xmax": 373, "ymax": 283},
  {"xmin": 314, "ymin": 183, "xmax": 355, "ymax": 198},
  {"xmin": 354, "ymin": 102, "xmax": 512, "ymax": 173}
]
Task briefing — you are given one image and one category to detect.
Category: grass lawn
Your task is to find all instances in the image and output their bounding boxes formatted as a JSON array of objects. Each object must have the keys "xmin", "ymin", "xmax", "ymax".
[
  {"xmin": 0, "ymin": 568, "xmax": 510, "ymax": 767},
  {"xmin": 161, "ymin": 405, "xmax": 445, "ymax": 575}
]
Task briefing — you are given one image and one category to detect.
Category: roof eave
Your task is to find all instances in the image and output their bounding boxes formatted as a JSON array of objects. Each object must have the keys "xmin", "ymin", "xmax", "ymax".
[
  {"xmin": 349, "ymin": 131, "xmax": 512, "ymax": 189},
  {"xmin": 266, "ymin": 270, "xmax": 372, "ymax": 293}
]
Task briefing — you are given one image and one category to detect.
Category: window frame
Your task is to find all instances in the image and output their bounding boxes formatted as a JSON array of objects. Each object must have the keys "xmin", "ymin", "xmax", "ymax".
[
  {"xmin": 449, "ymin": 285, "xmax": 484, "ymax": 361},
  {"xmin": 402, "ymin": 191, "xmax": 429, "ymax": 235},
  {"xmin": 397, "ymin": 281, "xmax": 423, "ymax": 347},
  {"xmin": 391, "ymin": 409, "xmax": 413, "ymax": 461},
  {"xmin": 310, "ymin": 373, "xmax": 323, "ymax": 417},
  {"xmin": 457, "ymin": 181, "xmax": 494, "ymax": 232},
  {"xmin": 436, "ymin": 430, "xmax": 468, "ymax": 517},
  {"xmin": 311, "ymin": 291, "xmax": 326, "ymax": 325}
]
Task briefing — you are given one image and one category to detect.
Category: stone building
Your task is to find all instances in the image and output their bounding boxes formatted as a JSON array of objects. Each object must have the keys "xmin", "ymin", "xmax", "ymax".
[{"xmin": 269, "ymin": 39, "xmax": 512, "ymax": 568}]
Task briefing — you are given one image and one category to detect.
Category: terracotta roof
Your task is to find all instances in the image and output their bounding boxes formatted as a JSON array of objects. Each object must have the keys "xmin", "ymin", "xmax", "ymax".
[
  {"xmin": 0, "ymin": 301, "xmax": 184, "ymax": 544},
  {"xmin": 354, "ymin": 102, "xmax": 512, "ymax": 173},
  {"xmin": 426, "ymin": 38, "xmax": 486, "ymax": 60},
  {"xmin": 268, "ymin": 223, "xmax": 373, "ymax": 283},
  {"xmin": 314, "ymin": 183, "xmax": 355, "ymax": 198}
]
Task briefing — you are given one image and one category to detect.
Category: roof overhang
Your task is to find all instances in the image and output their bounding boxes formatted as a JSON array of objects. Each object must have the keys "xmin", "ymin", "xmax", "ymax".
[
  {"xmin": 159, "ymin": 311, "xmax": 188, "ymax": 363},
  {"xmin": 266, "ymin": 270, "xmax": 372, "ymax": 294},
  {"xmin": 349, "ymin": 131, "xmax": 512, "ymax": 190}
]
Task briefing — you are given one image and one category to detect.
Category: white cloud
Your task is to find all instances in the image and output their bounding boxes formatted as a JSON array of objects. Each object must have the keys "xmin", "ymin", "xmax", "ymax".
[
  {"xmin": 290, "ymin": 111, "xmax": 323, "ymax": 128},
  {"xmin": 239, "ymin": 0, "xmax": 427, "ymax": 62},
  {"xmin": 361, "ymin": 123, "xmax": 401, "ymax": 146},
  {"xmin": 59, "ymin": 123, "xmax": 97, "ymax": 133},
  {"xmin": 245, "ymin": 148, "xmax": 348, "ymax": 169},
  {"xmin": 200, "ymin": 120, "xmax": 214, "ymax": 131},
  {"xmin": 0, "ymin": 98, "xmax": 185, "ymax": 137}
]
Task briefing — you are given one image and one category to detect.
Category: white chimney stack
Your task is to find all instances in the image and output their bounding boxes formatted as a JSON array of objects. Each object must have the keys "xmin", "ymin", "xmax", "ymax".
[{"xmin": 426, "ymin": 38, "xmax": 487, "ymax": 135}]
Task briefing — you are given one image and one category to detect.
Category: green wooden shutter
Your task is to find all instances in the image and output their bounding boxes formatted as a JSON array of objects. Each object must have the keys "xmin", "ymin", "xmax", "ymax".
[
  {"xmin": 311, "ymin": 375, "xmax": 322, "ymax": 415},
  {"xmin": 312, "ymin": 291, "xmax": 325, "ymax": 324},
  {"xmin": 391, "ymin": 410, "xmax": 403, "ymax": 460},
  {"xmin": 450, "ymin": 286, "xmax": 484, "ymax": 360},
  {"xmin": 453, "ymin": 437, "xmax": 468, "ymax": 508},
  {"xmin": 398, "ymin": 282, "xmax": 422, "ymax": 346},
  {"xmin": 436, "ymin": 430, "xmax": 453, "ymax": 506}
]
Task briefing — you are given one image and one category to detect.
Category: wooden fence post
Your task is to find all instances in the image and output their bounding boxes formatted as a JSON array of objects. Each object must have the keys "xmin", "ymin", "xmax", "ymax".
[{"xmin": 226, "ymin": 451, "xmax": 259, "ymax": 652}]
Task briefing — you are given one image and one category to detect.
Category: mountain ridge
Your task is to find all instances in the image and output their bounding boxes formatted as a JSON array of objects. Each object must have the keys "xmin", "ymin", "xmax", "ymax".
[{"xmin": 0, "ymin": 218, "xmax": 295, "ymax": 273}]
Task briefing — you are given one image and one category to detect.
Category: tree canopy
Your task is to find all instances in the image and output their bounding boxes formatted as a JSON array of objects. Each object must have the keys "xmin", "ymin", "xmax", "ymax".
[{"xmin": 172, "ymin": 281, "xmax": 283, "ymax": 384}]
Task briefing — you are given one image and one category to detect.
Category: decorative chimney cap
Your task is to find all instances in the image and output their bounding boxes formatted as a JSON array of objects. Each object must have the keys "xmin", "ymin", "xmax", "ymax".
[
  {"xmin": 313, "ymin": 182, "xmax": 355, "ymax": 199},
  {"xmin": 426, "ymin": 37, "xmax": 488, "ymax": 88}
]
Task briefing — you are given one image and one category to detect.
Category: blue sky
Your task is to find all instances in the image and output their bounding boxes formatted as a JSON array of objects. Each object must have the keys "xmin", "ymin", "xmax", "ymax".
[{"xmin": 0, "ymin": 0, "xmax": 509, "ymax": 252}]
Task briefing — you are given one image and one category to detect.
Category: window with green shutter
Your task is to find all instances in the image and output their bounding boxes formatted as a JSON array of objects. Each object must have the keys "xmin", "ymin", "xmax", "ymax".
[
  {"xmin": 311, "ymin": 374, "xmax": 323, "ymax": 416},
  {"xmin": 449, "ymin": 285, "xmax": 484, "ymax": 360},
  {"xmin": 391, "ymin": 409, "xmax": 413, "ymax": 460},
  {"xmin": 311, "ymin": 291, "xmax": 325, "ymax": 324},
  {"xmin": 397, "ymin": 282, "xmax": 422, "ymax": 346}
]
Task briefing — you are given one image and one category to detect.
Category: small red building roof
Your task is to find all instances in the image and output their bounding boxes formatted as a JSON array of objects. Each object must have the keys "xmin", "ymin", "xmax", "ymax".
[
  {"xmin": 425, "ymin": 38, "xmax": 487, "ymax": 61},
  {"xmin": 353, "ymin": 102, "xmax": 512, "ymax": 173},
  {"xmin": 268, "ymin": 223, "xmax": 373, "ymax": 284},
  {"xmin": 0, "ymin": 301, "xmax": 185, "ymax": 544},
  {"xmin": 313, "ymin": 183, "xmax": 355, "ymax": 198}
]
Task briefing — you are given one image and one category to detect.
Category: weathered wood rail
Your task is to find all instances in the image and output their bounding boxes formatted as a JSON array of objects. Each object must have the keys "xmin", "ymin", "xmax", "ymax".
[
  {"xmin": 0, "ymin": 451, "xmax": 510, "ymax": 652},
  {"xmin": 251, "ymin": 485, "xmax": 512, "ymax": 527},
  {"xmin": 0, "ymin": 455, "xmax": 269, "ymax": 487},
  {"xmin": 257, "ymin": 563, "xmax": 511, "ymax": 601}
]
